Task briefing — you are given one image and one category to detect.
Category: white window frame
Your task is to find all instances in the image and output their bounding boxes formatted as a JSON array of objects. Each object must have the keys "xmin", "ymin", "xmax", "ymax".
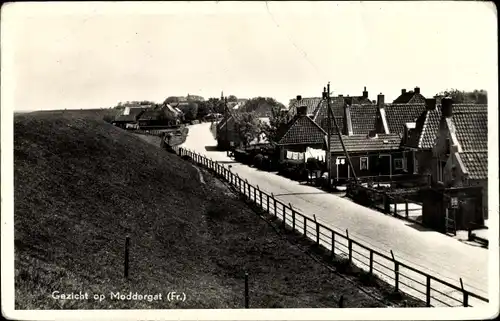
[
  {"xmin": 394, "ymin": 158, "xmax": 404, "ymax": 170},
  {"xmin": 360, "ymin": 157, "xmax": 369, "ymax": 170}
]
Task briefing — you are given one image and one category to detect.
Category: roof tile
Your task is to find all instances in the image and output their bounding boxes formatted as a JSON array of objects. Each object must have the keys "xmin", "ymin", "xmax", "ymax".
[
  {"xmin": 329, "ymin": 133, "xmax": 401, "ymax": 153},
  {"xmin": 277, "ymin": 115, "xmax": 327, "ymax": 145}
]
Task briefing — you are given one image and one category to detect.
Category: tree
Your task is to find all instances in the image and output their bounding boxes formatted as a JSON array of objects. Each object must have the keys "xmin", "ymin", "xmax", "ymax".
[
  {"xmin": 206, "ymin": 97, "xmax": 225, "ymax": 114},
  {"xmin": 182, "ymin": 102, "xmax": 198, "ymax": 121},
  {"xmin": 196, "ymin": 101, "xmax": 210, "ymax": 119},
  {"xmin": 261, "ymin": 104, "xmax": 291, "ymax": 146},
  {"xmin": 437, "ymin": 89, "xmax": 487, "ymax": 104},
  {"xmin": 227, "ymin": 95, "xmax": 238, "ymax": 102},
  {"xmin": 241, "ymin": 97, "xmax": 286, "ymax": 117},
  {"xmin": 234, "ymin": 112, "xmax": 262, "ymax": 148},
  {"xmin": 164, "ymin": 96, "xmax": 180, "ymax": 104}
]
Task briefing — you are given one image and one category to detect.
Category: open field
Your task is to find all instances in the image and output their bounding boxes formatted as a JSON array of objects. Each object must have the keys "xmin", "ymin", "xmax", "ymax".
[
  {"xmin": 13, "ymin": 113, "xmax": 408, "ymax": 309},
  {"xmin": 27, "ymin": 108, "xmax": 118, "ymax": 122}
]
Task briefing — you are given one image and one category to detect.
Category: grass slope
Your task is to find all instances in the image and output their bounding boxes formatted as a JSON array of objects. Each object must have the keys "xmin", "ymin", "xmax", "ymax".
[{"xmin": 14, "ymin": 113, "xmax": 384, "ymax": 309}]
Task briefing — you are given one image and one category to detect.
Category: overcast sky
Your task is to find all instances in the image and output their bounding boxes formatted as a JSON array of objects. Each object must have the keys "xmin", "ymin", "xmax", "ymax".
[{"xmin": 2, "ymin": 1, "xmax": 497, "ymax": 111}]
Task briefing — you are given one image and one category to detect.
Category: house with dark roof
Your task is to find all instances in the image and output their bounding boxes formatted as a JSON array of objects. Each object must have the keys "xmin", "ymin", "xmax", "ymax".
[
  {"xmin": 287, "ymin": 97, "xmax": 323, "ymax": 118},
  {"xmin": 113, "ymin": 106, "xmax": 149, "ymax": 128},
  {"xmin": 392, "ymin": 87, "xmax": 427, "ymax": 104},
  {"xmin": 326, "ymin": 132, "xmax": 403, "ymax": 182},
  {"xmin": 274, "ymin": 105, "xmax": 327, "ymax": 161},
  {"xmin": 138, "ymin": 104, "xmax": 181, "ymax": 127},
  {"xmin": 216, "ymin": 111, "xmax": 242, "ymax": 150},
  {"xmin": 415, "ymin": 98, "xmax": 489, "ymax": 230}
]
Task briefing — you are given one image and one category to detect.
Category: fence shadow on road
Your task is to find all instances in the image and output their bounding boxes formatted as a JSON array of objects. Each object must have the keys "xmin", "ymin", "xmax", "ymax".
[{"xmin": 177, "ymin": 147, "xmax": 489, "ymax": 308}]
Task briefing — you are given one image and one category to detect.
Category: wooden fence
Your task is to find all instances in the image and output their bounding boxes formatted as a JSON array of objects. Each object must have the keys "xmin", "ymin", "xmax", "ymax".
[
  {"xmin": 175, "ymin": 146, "xmax": 489, "ymax": 308},
  {"xmin": 346, "ymin": 182, "xmax": 424, "ymax": 226}
]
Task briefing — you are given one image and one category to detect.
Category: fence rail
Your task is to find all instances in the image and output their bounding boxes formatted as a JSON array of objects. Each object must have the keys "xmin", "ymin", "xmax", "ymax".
[{"xmin": 176, "ymin": 147, "xmax": 489, "ymax": 308}]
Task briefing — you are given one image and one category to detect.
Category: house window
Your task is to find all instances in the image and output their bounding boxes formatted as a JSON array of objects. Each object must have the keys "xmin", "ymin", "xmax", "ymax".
[
  {"xmin": 394, "ymin": 158, "xmax": 403, "ymax": 170},
  {"xmin": 360, "ymin": 157, "xmax": 369, "ymax": 170},
  {"xmin": 445, "ymin": 138, "xmax": 451, "ymax": 155}
]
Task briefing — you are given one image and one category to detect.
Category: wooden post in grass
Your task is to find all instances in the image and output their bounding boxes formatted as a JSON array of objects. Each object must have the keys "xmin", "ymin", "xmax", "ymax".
[
  {"xmin": 245, "ymin": 272, "xmax": 249, "ymax": 308},
  {"xmin": 124, "ymin": 236, "xmax": 130, "ymax": 279},
  {"xmin": 272, "ymin": 193, "xmax": 277, "ymax": 217},
  {"xmin": 289, "ymin": 203, "xmax": 295, "ymax": 231},
  {"xmin": 266, "ymin": 194, "xmax": 270, "ymax": 213},
  {"xmin": 303, "ymin": 216, "xmax": 307, "ymax": 236},
  {"xmin": 405, "ymin": 201, "xmax": 409, "ymax": 218},
  {"xmin": 338, "ymin": 295, "xmax": 344, "ymax": 308}
]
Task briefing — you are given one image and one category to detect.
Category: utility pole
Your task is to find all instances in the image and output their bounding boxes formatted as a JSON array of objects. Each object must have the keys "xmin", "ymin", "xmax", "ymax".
[
  {"xmin": 222, "ymin": 91, "xmax": 229, "ymax": 154},
  {"xmin": 324, "ymin": 83, "xmax": 358, "ymax": 186},
  {"xmin": 323, "ymin": 85, "xmax": 332, "ymax": 188}
]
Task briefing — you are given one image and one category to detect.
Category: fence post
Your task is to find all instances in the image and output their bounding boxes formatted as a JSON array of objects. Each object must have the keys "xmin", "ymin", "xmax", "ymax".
[
  {"xmin": 331, "ymin": 230, "xmax": 335, "ymax": 259},
  {"xmin": 405, "ymin": 201, "xmax": 409, "ymax": 218},
  {"xmin": 460, "ymin": 278, "xmax": 469, "ymax": 307},
  {"xmin": 369, "ymin": 250, "xmax": 373, "ymax": 275},
  {"xmin": 391, "ymin": 250, "xmax": 399, "ymax": 292},
  {"xmin": 348, "ymin": 239, "xmax": 352, "ymax": 263},
  {"xmin": 124, "ymin": 236, "xmax": 130, "ymax": 279},
  {"xmin": 282, "ymin": 204, "xmax": 286, "ymax": 229},
  {"xmin": 316, "ymin": 223, "xmax": 320, "ymax": 245},
  {"xmin": 394, "ymin": 201, "xmax": 398, "ymax": 217},
  {"xmin": 254, "ymin": 186, "xmax": 257, "ymax": 203},
  {"xmin": 245, "ymin": 272, "xmax": 249, "ymax": 308},
  {"xmin": 303, "ymin": 216, "xmax": 307, "ymax": 236},
  {"xmin": 267, "ymin": 194, "xmax": 270, "ymax": 213},
  {"xmin": 426, "ymin": 275, "xmax": 431, "ymax": 307},
  {"xmin": 290, "ymin": 204, "xmax": 295, "ymax": 231},
  {"xmin": 259, "ymin": 190, "xmax": 263, "ymax": 207},
  {"xmin": 394, "ymin": 262, "xmax": 400, "ymax": 292}
]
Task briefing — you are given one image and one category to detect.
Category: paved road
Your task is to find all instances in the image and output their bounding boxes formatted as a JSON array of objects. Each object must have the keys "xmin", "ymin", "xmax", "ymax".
[{"xmin": 181, "ymin": 122, "xmax": 489, "ymax": 303}]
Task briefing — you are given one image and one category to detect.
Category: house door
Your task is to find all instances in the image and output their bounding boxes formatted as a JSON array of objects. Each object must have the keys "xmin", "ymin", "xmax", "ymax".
[
  {"xmin": 336, "ymin": 157, "xmax": 349, "ymax": 181},
  {"xmin": 378, "ymin": 155, "xmax": 392, "ymax": 176}
]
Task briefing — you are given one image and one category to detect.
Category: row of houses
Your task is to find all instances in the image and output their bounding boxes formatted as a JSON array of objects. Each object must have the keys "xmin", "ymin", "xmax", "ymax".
[
  {"xmin": 216, "ymin": 86, "xmax": 489, "ymax": 229},
  {"xmin": 112, "ymin": 104, "xmax": 184, "ymax": 128}
]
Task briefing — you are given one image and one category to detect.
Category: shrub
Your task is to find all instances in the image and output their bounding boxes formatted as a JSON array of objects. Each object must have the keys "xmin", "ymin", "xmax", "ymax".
[
  {"xmin": 253, "ymin": 154, "xmax": 264, "ymax": 168},
  {"xmin": 102, "ymin": 115, "xmax": 114, "ymax": 124}
]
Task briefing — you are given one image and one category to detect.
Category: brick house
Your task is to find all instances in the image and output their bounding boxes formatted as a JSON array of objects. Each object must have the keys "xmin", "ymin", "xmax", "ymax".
[
  {"xmin": 428, "ymin": 98, "xmax": 488, "ymax": 227},
  {"xmin": 216, "ymin": 112, "xmax": 242, "ymax": 150},
  {"xmin": 327, "ymin": 133, "xmax": 402, "ymax": 182},
  {"xmin": 275, "ymin": 105, "xmax": 327, "ymax": 159},
  {"xmin": 371, "ymin": 93, "xmax": 429, "ymax": 174}
]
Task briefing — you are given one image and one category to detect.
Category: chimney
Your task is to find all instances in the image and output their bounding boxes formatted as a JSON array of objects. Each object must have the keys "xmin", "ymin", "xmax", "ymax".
[
  {"xmin": 425, "ymin": 98, "xmax": 437, "ymax": 111},
  {"xmin": 377, "ymin": 93, "xmax": 385, "ymax": 108},
  {"xmin": 367, "ymin": 130, "xmax": 378, "ymax": 139},
  {"xmin": 362, "ymin": 86, "xmax": 368, "ymax": 98},
  {"xmin": 402, "ymin": 89, "xmax": 407, "ymax": 95},
  {"xmin": 441, "ymin": 97, "xmax": 453, "ymax": 118},
  {"xmin": 414, "ymin": 87, "xmax": 420, "ymax": 94},
  {"xmin": 297, "ymin": 105, "xmax": 308, "ymax": 116}
]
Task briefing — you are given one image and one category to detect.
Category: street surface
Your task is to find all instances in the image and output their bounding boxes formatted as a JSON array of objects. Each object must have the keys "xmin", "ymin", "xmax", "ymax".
[{"xmin": 181, "ymin": 122, "xmax": 489, "ymax": 304}]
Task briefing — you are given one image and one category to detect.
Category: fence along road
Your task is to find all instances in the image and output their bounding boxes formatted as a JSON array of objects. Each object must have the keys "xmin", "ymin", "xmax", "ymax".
[{"xmin": 179, "ymin": 122, "xmax": 490, "ymax": 306}]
